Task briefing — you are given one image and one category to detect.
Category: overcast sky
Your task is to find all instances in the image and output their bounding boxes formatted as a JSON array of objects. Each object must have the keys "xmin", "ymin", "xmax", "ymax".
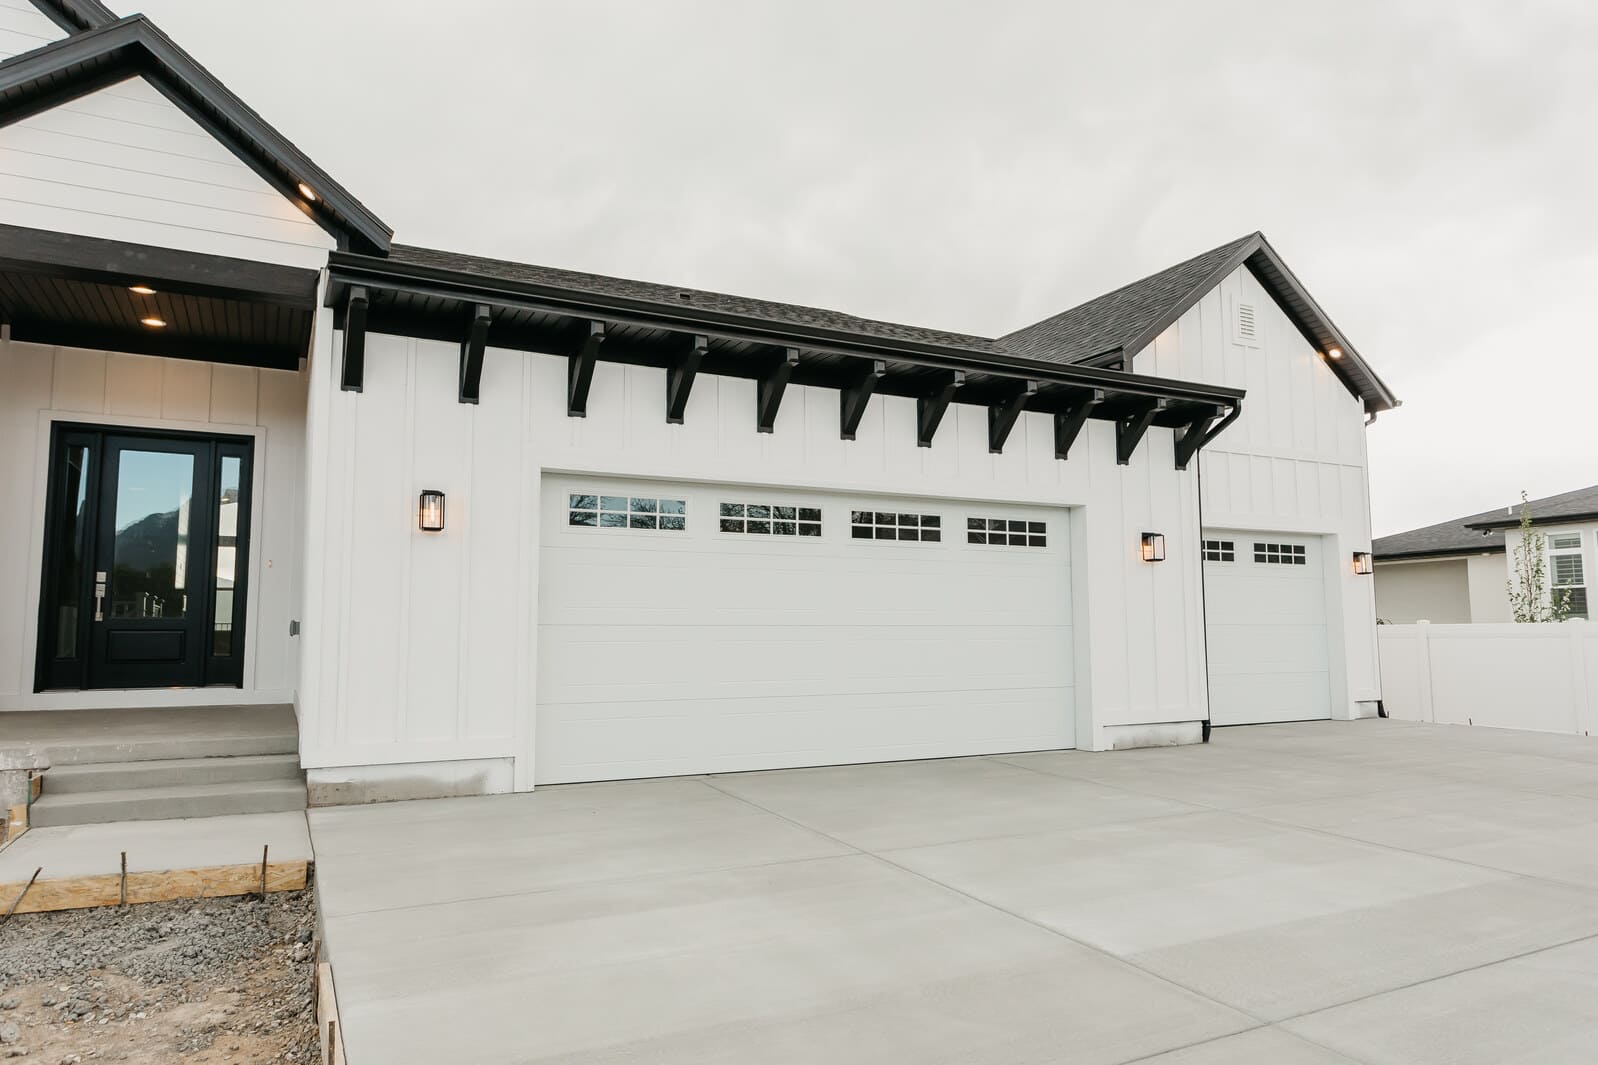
[{"xmin": 140, "ymin": 0, "xmax": 1597, "ymax": 535}]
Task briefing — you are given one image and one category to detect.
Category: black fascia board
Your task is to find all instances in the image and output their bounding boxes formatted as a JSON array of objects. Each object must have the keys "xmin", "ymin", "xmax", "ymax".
[
  {"xmin": 0, "ymin": 223, "xmax": 318, "ymax": 306},
  {"xmin": 0, "ymin": 16, "xmax": 393, "ymax": 255},
  {"xmin": 28, "ymin": 0, "xmax": 118, "ymax": 33},
  {"xmin": 326, "ymin": 253, "xmax": 1248, "ymax": 414},
  {"xmin": 1373, "ymin": 545, "xmax": 1507, "ymax": 562}
]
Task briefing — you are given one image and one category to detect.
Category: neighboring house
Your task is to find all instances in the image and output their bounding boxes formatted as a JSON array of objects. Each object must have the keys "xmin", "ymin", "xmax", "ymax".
[
  {"xmin": 1372, "ymin": 484, "xmax": 1598, "ymax": 623},
  {"xmin": 0, "ymin": 3, "xmax": 1399, "ymax": 801}
]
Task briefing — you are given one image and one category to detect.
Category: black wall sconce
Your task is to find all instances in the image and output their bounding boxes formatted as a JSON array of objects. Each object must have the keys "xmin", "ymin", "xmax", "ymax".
[
  {"xmin": 1140, "ymin": 532, "xmax": 1166, "ymax": 563},
  {"xmin": 418, "ymin": 489, "xmax": 446, "ymax": 532},
  {"xmin": 1352, "ymin": 551, "xmax": 1373, "ymax": 575}
]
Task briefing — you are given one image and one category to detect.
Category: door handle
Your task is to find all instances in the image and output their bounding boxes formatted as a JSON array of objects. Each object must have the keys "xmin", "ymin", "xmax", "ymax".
[{"xmin": 94, "ymin": 571, "xmax": 106, "ymax": 622}]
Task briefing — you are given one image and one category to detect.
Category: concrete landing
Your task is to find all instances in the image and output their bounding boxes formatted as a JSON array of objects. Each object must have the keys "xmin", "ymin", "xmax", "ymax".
[
  {"xmin": 311, "ymin": 719, "xmax": 1598, "ymax": 1065},
  {"xmin": 0, "ymin": 810, "xmax": 310, "ymax": 882},
  {"xmin": 0, "ymin": 705, "xmax": 298, "ymax": 765}
]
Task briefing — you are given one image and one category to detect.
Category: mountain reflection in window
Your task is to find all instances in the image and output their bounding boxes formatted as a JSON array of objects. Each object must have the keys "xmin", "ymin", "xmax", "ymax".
[
  {"xmin": 569, "ymin": 493, "xmax": 685, "ymax": 531},
  {"xmin": 111, "ymin": 450, "xmax": 194, "ymax": 618}
]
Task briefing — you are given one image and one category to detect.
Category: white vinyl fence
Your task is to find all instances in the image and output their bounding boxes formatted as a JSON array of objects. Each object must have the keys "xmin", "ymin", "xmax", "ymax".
[{"xmin": 1378, "ymin": 621, "xmax": 1598, "ymax": 735}]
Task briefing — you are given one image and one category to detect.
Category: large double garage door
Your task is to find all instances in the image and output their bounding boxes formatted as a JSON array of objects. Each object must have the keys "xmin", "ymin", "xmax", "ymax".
[
  {"xmin": 536, "ymin": 477, "xmax": 1076, "ymax": 784},
  {"xmin": 1202, "ymin": 529, "xmax": 1332, "ymax": 726}
]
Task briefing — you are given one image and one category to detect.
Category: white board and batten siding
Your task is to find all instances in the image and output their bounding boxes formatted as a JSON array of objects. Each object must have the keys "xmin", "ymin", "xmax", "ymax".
[
  {"xmin": 0, "ymin": 75, "xmax": 334, "ymax": 268},
  {"xmin": 1133, "ymin": 263, "xmax": 1378, "ymax": 721},
  {"xmin": 0, "ymin": 339, "xmax": 307, "ymax": 707},
  {"xmin": 537, "ymin": 478, "xmax": 1074, "ymax": 783},
  {"xmin": 296, "ymin": 328, "xmax": 1209, "ymax": 790},
  {"xmin": 0, "ymin": 0, "xmax": 62, "ymax": 61}
]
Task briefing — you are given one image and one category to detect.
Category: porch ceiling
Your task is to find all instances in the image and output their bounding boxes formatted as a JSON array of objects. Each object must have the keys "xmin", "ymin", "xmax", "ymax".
[{"xmin": 0, "ymin": 223, "xmax": 318, "ymax": 369}]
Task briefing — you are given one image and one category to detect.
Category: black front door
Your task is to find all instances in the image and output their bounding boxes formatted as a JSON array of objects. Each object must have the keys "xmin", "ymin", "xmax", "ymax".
[{"xmin": 36, "ymin": 426, "xmax": 253, "ymax": 691}]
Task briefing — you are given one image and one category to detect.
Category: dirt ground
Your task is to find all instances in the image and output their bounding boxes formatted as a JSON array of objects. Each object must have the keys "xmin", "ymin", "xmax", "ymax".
[{"xmin": 0, "ymin": 885, "xmax": 319, "ymax": 1064}]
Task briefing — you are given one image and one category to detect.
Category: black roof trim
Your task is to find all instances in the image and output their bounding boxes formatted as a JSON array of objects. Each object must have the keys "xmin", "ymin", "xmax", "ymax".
[
  {"xmin": 1375, "ymin": 546, "xmax": 1506, "ymax": 563},
  {"xmin": 328, "ymin": 248, "xmax": 1247, "ymax": 411},
  {"xmin": 27, "ymin": 0, "xmax": 117, "ymax": 34},
  {"xmin": 1003, "ymin": 232, "xmax": 1400, "ymax": 414},
  {"xmin": 1467, "ymin": 510, "xmax": 1598, "ymax": 533},
  {"xmin": 0, "ymin": 15, "xmax": 392, "ymax": 254}
]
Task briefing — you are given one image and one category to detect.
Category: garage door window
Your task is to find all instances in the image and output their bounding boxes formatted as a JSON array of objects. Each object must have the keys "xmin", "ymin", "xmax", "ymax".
[
  {"xmin": 568, "ymin": 494, "xmax": 686, "ymax": 531},
  {"xmin": 852, "ymin": 511, "xmax": 941, "ymax": 542},
  {"xmin": 1254, "ymin": 542, "xmax": 1306, "ymax": 565},
  {"xmin": 968, "ymin": 517, "xmax": 1046, "ymax": 548},
  {"xmin": 719, "ymin": 503, "xmax": 822, "ymax": 537},
  {"xmin": 1202, "ymin": 539, "xmax": 1235, "ymax": 562}
]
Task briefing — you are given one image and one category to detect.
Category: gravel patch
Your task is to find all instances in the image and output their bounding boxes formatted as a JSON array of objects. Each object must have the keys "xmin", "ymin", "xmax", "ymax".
[{"xmin": 0, "ymin": 887, "xmax": 320, "ymax": 1063}]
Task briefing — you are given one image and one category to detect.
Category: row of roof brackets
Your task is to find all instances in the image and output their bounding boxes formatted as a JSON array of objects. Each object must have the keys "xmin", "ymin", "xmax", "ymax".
[
  {"xmin": 335, "ymin": 293, "xmax": 1231, "ymax": 469},
  {"xmin": 1115, "ymin": 398, "xmax": 1166, "ymax": 466}
]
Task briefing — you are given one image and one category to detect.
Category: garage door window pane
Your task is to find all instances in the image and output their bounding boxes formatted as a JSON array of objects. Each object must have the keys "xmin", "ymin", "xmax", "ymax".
[
  {"xmin": 1202, "ymin": 539, "xmax": 1235, "ymax": 562},
  {"xmin": 1253, "ymin": 542, "xmax": 1307, "ymax": 565},
  {"xmin": 969, "ymin": 515, "xmax": 1045, "ymax": 548},
  {"xmin": 570, "ymin": 493, "xmax": 685, "ymax": 532},
  {"xmin": 852, "ymin": 508, "xmax": 941, "ymax": 544},
  {"xmin": 722, "ymin": 501, "xmax": 822, "ymax": 537}
]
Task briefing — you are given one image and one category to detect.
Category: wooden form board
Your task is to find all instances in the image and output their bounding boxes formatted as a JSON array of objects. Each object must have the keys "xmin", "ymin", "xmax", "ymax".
[
  {"xmin": 0, "ymin": 859, "xmax": 308, "ymax": 915},
  {"xmin": 317, "ymin": 961, "xmax": 346, "ymax": 1065}
]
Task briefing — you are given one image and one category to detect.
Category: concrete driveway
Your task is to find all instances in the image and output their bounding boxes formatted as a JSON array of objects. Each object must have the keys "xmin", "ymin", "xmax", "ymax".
[{"xmin": 309, "ymin": 720, "xmax": 1598, "ymax": 1064}]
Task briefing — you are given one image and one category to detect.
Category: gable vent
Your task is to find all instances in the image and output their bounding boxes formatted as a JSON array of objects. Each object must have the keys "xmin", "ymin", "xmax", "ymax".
[{"xmin": 1232, "ymin": 297, "xmax": 1261, "ymax": 347}]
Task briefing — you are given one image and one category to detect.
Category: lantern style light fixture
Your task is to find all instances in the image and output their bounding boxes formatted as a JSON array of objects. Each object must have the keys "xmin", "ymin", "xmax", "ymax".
[
  {"xmin": 1140, "ymin": 532, "xmax": 1166, "ymax": 563},
  {"xmin": 418, "ymin": 489, "xmax": 446, "ymax": 532},
  {"xmin": 1352, "ymin": 551, "xmax": 1373, "ymax": 575}
]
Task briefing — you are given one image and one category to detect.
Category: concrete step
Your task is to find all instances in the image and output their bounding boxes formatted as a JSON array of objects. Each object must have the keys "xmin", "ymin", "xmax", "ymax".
[
  {"xmin": 2, "ymin": 706, "xmax": 300, "ymax": 766},
  {"xmin": 29, "ymin": 779, "xmax": 307, "ymax": 828},
  {"xmin": 42, "ymin": 754, "xmax": 302, "ymax": 795}
]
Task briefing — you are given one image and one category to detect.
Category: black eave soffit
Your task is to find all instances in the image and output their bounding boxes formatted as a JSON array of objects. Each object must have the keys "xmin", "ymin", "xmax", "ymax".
[{"xmin": 0, "ymin": 12, "xmax": 392, "ymax": 255}]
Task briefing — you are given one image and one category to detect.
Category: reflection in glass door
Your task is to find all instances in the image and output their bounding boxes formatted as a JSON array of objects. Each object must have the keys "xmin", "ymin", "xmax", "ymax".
[{"xmin": 35, "ymin": 426, "xmax": 253, "ymax": 691}]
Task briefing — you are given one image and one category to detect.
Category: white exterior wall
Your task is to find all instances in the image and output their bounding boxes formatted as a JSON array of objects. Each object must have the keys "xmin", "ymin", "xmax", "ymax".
[
  {"xmin": 1373, "ymin": 558, "xmax": 1471, "ymax": 624},
  {"xmin": 296, "ymin": 327, "xmax": 1212, "ymax": 789},
  {"xmin": 0, "ymin": 76, "xmax": 335, "ymax": 268},
  {"xmin": 1468, "ymin": 552, "xmax": 1512, "ymax": 622},
  {"xmin": 1134, "ymin": 264, "xmax": 1379, "ymax": 717},
  {"xmin": 0, "ymin": 339, "xmax": 308, "ymax": 708},
  {"xmin": 0, "ymin": 0, "xmax": 63, "ymax": 60}
]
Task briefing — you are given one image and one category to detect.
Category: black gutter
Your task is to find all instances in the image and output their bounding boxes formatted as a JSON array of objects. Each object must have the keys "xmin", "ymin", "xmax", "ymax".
[{"xmin": 327, "ymin": 253, "xmax": 1247, "ymax": 411}]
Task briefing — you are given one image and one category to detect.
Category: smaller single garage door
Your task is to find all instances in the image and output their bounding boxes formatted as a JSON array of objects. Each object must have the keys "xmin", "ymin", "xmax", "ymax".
[
  {"xmin": 1202, "ymin": 530, "xmax": 1331, "ymax": 726},
  {"xmin": 535, "ymin": 477, "xmax": 1075, "ymax": 783}
]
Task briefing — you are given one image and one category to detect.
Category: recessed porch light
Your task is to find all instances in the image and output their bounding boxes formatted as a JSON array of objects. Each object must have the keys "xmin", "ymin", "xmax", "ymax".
[
  {"xmin": 140, "ymin": 316, "xmax": 167, "ymax": 328},
  {"xmin": 297, "ymin": 182, "xmax": 317, "ymax": 201},
  {"xmin": 1325, "ymin": 347, "xmax": 1343, "ymax": 359},
  {"xmin": 129, "ymin": 285, "xmax": 157, "ymax": 296}
]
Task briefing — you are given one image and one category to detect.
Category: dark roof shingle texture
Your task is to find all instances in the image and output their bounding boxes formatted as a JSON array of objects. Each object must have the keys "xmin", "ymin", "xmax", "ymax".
[
  {"xmin": 387, "ymin": 245, "xmax": 1003, "ymax": 354},
  {"xmin": 1000, "ymin": 234, "xmax": 1257, "ymax": 364},
  {"xmin": 1374, "ymin": 484, "xmax": 1598, "ymax": 559}
]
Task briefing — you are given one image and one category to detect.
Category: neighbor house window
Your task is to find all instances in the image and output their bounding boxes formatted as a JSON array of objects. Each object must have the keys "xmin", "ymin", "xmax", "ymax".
[
  {"xmin": 967, "ymin": 517, "xmax": 1046, "ymax": 548},
  {"xmin": 569, "ymin": 494, "xmax": 686, "ymax": 530},
  {"xmin": 1202, "ymin": 539, "xmax": 1235, "ymax": 562},
  {"xmin": 1549, "ymin": 533, "xmax": 1587, "ymax": 619},
  {"xmin": 1254, "ymin": 542, "xmax": 1306, "ymax": 565},
  {"xmin": 718, "ymin": 503, "xmax": 821, "ymax": 536},
  {"xmin": 851, "ymin": 511, "xmax": 941, "ymax": 542}
]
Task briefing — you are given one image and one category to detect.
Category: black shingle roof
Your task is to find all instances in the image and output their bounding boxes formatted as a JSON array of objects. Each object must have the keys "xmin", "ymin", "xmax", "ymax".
[
  {"xmin": 1374, "ymin": 484, "xmax": 1598, "ymax": 560},
  {"xmin": 1002, "ymin": 234, "xmax": 1258, "ymax": 364},
  {"xmin": 387, "ymin": 245, "xmax": 1001, "ymax": 354}
]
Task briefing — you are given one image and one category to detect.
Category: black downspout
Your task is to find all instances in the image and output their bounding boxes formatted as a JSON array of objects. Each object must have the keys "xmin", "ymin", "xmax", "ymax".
[{"xmin": 1196, "ymin": 452, "xmax": 1214, "ymax": 743}]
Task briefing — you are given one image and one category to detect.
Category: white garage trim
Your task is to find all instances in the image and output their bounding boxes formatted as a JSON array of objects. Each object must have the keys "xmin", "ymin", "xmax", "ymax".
[
  {"xmin": 535, "ymin": 476, "xmax": 1076, "ymax": 783},
  {"xmin": 1202, "ymin": 528, "xmax": 1332, "ymax": 726}
]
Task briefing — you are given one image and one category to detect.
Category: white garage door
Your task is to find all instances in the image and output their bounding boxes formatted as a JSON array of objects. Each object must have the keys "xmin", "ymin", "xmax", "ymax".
[
  {"xmin": 1202, "ymin": 530, "xmax": 1331, "ymax": 726},
  {"xmin": 535, "ymin": 477, "xmax": 1075, "ymax": 784}
]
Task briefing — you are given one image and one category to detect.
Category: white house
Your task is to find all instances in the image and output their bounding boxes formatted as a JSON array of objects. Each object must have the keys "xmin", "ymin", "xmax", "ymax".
[
  {"xmin": 1373, "ymin": 484, "xmax": 1598, "ymax": 624},
  {"xmin": 0, "ymin": 2, "xmax": 1399, "ymax": 804}
]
